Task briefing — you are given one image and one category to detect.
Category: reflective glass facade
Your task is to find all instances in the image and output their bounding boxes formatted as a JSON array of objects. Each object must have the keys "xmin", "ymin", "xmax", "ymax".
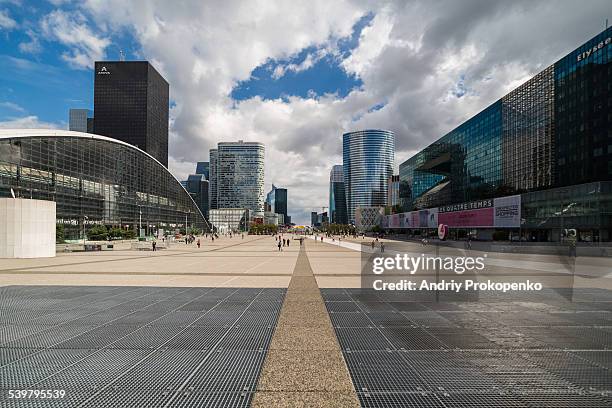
[
  {"xmin": 68, "ymin": 109, "xmax": 93, "ymax": 133},
  {"xmin": 0, "ymin": 130, "xmax": 207, "ymax": 239},
  {"xmin": 397, "ymin": 27, "xmax": 612, "ymax": 241},
  {"xmin": 93, "ymin": 61, "xmax": 169, "ymax": 167},
  {"xmin": 209, "ymin": 149, "xmax": 218, "ymax": 210},
  {"xmin": 216, "ymin": 142, "xmax": 265, "ymax": 215},
  {"xmin": 343, "ymin": 130, "xmax": 394, "ymax": 224},
  {"xmin": 195, "ymin": 161, "xmax": 209, "ymax": 179},
  {"xmin": 185, "ymin": 174, "xmax": 209, "ymax": 218},
  {"xmin": 400, "ymin": 27, "xmax": 612, "ymax": 210},
  {"xmin": 329, "ymin": 165, "xmax": 348, "ymax": 224},
  {"xmin": 265, "ymin": 184, "xmax": 288, "ymax": 223}
]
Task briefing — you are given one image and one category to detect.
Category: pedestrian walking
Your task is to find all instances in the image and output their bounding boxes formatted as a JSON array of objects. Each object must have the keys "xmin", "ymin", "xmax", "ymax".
[
  {"xmin": 278, "ymin": 240, "xmax": 282, "ymax": 251},
  {"xmin": 197, "ymin": 239, "xmax": 201, "ymax": 249},
  {"xmin": 152, "ymin": 241, "xmax": 157, "ymax": 252},
  {"xmin": 380, "ymin": 242, "xmax": 385, "ymax": 253},
  {"xmin": 371, "ymin": 241, "xmax": 375, "ymax": 250}
]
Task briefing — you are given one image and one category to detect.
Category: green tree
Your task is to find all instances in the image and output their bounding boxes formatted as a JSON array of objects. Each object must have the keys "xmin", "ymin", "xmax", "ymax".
[
  {"xmin": 87, "ymin": 225, "xmax": 108, "ymax": 241},
  {"xmin": 56, "ymin": 224, "xmax": 65, "ymax": 244}
]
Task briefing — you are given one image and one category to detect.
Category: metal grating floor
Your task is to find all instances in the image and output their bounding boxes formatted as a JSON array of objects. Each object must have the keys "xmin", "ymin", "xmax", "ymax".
[
  {"xmin": 0, "ymin": 285, "xmax": 285, "ymax": 407},
  {"xmin": 323, "ymin": 288, "xmax": 612, "ymax": 407}
]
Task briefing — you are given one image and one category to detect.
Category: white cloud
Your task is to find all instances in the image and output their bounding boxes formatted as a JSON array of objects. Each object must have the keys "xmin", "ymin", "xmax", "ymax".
[
  {"xmin": 0, "ymin": 9, "xmax": 17, "ymax": 30},
  {"xmin": 18, "ymin": 29, "xmax": 42, "ymax": 54},
  {"xmin": 0, "ymin": 101, "xmax": 26, "ymax": 113},
  {"xmin": 41, "ymin": 10, "xmax": 110, "ymax": 69},
  {"xmin": 0, "ymin": 115, "xmax": 59, "ymax": 129}
]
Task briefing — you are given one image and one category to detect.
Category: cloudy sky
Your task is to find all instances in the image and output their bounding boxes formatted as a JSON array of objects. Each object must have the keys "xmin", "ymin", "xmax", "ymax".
[{"xmin": 0, "ymin": 0, "xmax": 610, "ymax": 223}]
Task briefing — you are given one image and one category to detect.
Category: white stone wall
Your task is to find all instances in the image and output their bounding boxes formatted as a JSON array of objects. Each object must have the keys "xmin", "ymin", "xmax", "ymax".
[{"xmin": 0, "ymin": 198, "xmax": 56, "ymax": 258}]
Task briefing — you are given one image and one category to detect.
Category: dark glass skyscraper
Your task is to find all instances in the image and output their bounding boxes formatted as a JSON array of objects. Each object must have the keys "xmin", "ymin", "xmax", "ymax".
[
  {"xmin": 343, "ymin": 130, "xmax": 394, "ymax": 224},
  {"xmin": 93, "ymin": 61, "xmax": 169, "ymax": 167},
  {"xmin": 266, "ymin": 184, "xmax": 288, "ymax": 223},
  {"xmin": 185, "ymin": 174, "xmax": 209, "ymax": 218},
  {"xmin": 195, "ymin": 162, "xmax": 210, "ymax": 179},
  {"xmin": 329, "ymin": 165, "xmax": 348, "ymax": 224}
]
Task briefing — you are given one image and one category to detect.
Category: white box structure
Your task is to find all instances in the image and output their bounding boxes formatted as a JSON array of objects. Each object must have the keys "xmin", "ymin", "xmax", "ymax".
[{"xmin": 0, "ymin": 198, "xmax": 56, "ymax": 258}]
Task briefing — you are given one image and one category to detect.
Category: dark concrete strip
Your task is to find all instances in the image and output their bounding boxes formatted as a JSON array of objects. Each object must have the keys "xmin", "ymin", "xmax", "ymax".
[{"xmin": 252, "ymin": 243, "xmax": 360, "ymax": 408}]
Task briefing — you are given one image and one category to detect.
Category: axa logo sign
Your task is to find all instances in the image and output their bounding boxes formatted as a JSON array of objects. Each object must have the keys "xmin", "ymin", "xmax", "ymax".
[
  {"xmin": 576, "ymin": 37, "xmax": 611, "ymax": 62},
  {"xmin": 96, "ymin": 66, "xmax": 111, "ymax": 75}
]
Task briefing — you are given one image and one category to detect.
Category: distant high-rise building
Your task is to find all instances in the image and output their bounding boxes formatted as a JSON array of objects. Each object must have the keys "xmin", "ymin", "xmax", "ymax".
[
  {"xmin": 93, "ymin": 61, "xmax": 169, "ymax": 166},
  {"xmin": 387, "ymin": 175, "xmax": 400, "ymax": 208},
  {"xmin": 208, "ymin": 149, "xmax": 218, "ymax": 210},
  {"xmin": 69, "ymin": 109, "xmax": 93, "ymax": 133},
  {"xmin": 311, "ymin": 211, "xmax": 318, "ymax": 227},
  {"xmin": 343, "ymin": 130, "xmax": 394, "ymax": 224},
  {"xmin": 329, "ymin": 165, "xmax": 347, "ymax": 224},
  {"xmin": 266, "ymin": 184, "xmax": 288, "ymax": 224},
  {"xmin": 185, "ymin": 174, "xmax": 209, "ymax": 218},
  {"xmin": 216, "ymin": 141, "xmax": 265, "ymax": 214},
  {"xmin": 195, "ymin": 161, "xmax": 210, "ymax": 179}
]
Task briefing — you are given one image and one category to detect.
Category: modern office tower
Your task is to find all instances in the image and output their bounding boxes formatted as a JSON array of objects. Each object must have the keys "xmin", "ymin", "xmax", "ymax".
[
  {"xmin": 387, "ymin": 175, "xmax": 400, "ymax": 208},
  {"xmin": 311, "ymin": 211, "xmax": 318, "ymax": 227},
  {"xmin": 93, "ymin": 61, "xmax": 169, "ymax": 166},
  {"xmin": 216, "ymin": 141, "xmax": 265, "ymax": 214},
  {"xmin": 266, "ymin": 184, "xmax": 288, "ymax": 224},
  {"xmin": 68, "ymin": 109, "xmax": 93, "ymax": 133},
  {"xmin": 396, "ymin": 27, "xmax": 612, "ymax": 242},
  {"xmin": 208, "ymin": 149, "xmax": 218, "ymax": 210},
  {"xmin": 185, "ymin": 174, "xmax": 209, "ymax": 218},
  {"xmin": 329, "ymin": 165, "xmax": 348, "ymax": 224},
  {"xmin": 343, "ymin": 129, "xmax": 394, "ymax": 224},
  {"xmin": 195, "ymin": 161, "xmax": 210, "ymax": 179}
]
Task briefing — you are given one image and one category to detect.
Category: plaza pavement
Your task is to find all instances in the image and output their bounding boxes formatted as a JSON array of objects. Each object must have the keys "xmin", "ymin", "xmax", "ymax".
[
  {"xmin": 0, "ymin": 235, "xmax": 299, "ymax": 288},
  {"xmin": 2, "ymin": 235, "xmax": 612, "ymax": 407}
]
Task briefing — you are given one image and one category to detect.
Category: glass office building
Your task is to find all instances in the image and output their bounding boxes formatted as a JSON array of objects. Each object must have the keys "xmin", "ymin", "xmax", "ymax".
[
  {"xmin": 329, "ymin": 165, "xmax": 348, "ymax": 224},
  {"xmin": 265, "ymin": 184, "xmax": 288, "ymax": 225},
  {"xmin": 0, "ymin": 130, "xmax": 207, "ymax": 240},
  {"xmin": 195, "ymin": 161, "xmax": 210, "ymax": 179},
  {"xmin": 216, "ymin": 141, "xmax": 265, "ymax": 215},
  {"xmin": 185, "ymin": 174, "xmax": 209, "ymax": 219},
  {"xmin": 208, "ymin": 149, "xmax": 218, "ymax": 210},
  {"xmin": 343, "ymin": 130, "xmax": 394, "ymax": 224},
  {"xmin": 68, "ymin": 109, "xmax": 93, "ymax": 133},
  {"xmin": 93, "ymin": 61, "xmax": 169, "ymax": 167},
  {"xmin": 398, "ymin": 27, "xmax": 612, "ymax": 241}
]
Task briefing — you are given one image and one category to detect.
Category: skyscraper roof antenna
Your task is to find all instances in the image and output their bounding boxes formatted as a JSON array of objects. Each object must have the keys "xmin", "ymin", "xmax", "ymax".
[{"xmin": 119, "ymin": 50, "xmax": 125, "ymax": 61}]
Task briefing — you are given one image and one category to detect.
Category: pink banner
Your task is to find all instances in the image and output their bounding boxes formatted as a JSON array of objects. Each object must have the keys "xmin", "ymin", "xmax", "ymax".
[{"xmin": 438, "ymin": 207, "xmax": 494, "ymax": 227}]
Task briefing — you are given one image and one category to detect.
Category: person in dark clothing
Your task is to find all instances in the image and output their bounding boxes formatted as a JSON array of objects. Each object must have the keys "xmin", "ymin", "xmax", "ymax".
[
  {"xmin": 278, "ymin": 240, "xmax": 282, "ymax": 251},
  {"xmin": 152, "ymin": 241, "xmax": 157, "ymax": 252}
]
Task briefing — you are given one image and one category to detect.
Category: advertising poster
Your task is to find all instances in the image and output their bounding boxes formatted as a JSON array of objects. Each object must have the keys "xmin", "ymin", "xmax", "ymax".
[
  {"xmin": 438, "ymin": 207, "xmax": 495, "ymax": 227},
  {"xmin": 494, "ymin": 195, "xmax": 521, "ymax": 227}
]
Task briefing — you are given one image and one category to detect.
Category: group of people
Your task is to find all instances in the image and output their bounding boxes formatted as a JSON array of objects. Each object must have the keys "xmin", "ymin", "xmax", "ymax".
[{"xmin": 276, "ymin": 235, "xmax": 291, "ymax": 251}]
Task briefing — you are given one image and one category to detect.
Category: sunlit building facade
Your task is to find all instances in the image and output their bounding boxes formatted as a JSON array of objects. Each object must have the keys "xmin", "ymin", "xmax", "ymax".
[
  {"xmin": 216, "ymin": 141, "xmax": 265, "ymax": 215},
  {"xmin": 397, "ymin": 27, "xmax": 612, "ymax": 241},
  {"xmin": 343, "ymin": 130, "xmax": 394, "ymax": 224}
]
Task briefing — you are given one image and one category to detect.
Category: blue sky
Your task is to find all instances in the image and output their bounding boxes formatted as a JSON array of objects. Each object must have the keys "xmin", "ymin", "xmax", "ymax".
[{"xmin": 0, "ymin": 2, "xmax": 371, "ymax": 127}]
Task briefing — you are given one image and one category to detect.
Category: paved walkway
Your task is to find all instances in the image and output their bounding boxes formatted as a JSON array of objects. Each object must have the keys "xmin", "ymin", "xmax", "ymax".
[
  {"xmin": 0, "ymin": 235, "xmax": 299, "ymax": 288},
  {"xmin": 252, "ymin": 242, "xmax": 360, "ymax": 407}
]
